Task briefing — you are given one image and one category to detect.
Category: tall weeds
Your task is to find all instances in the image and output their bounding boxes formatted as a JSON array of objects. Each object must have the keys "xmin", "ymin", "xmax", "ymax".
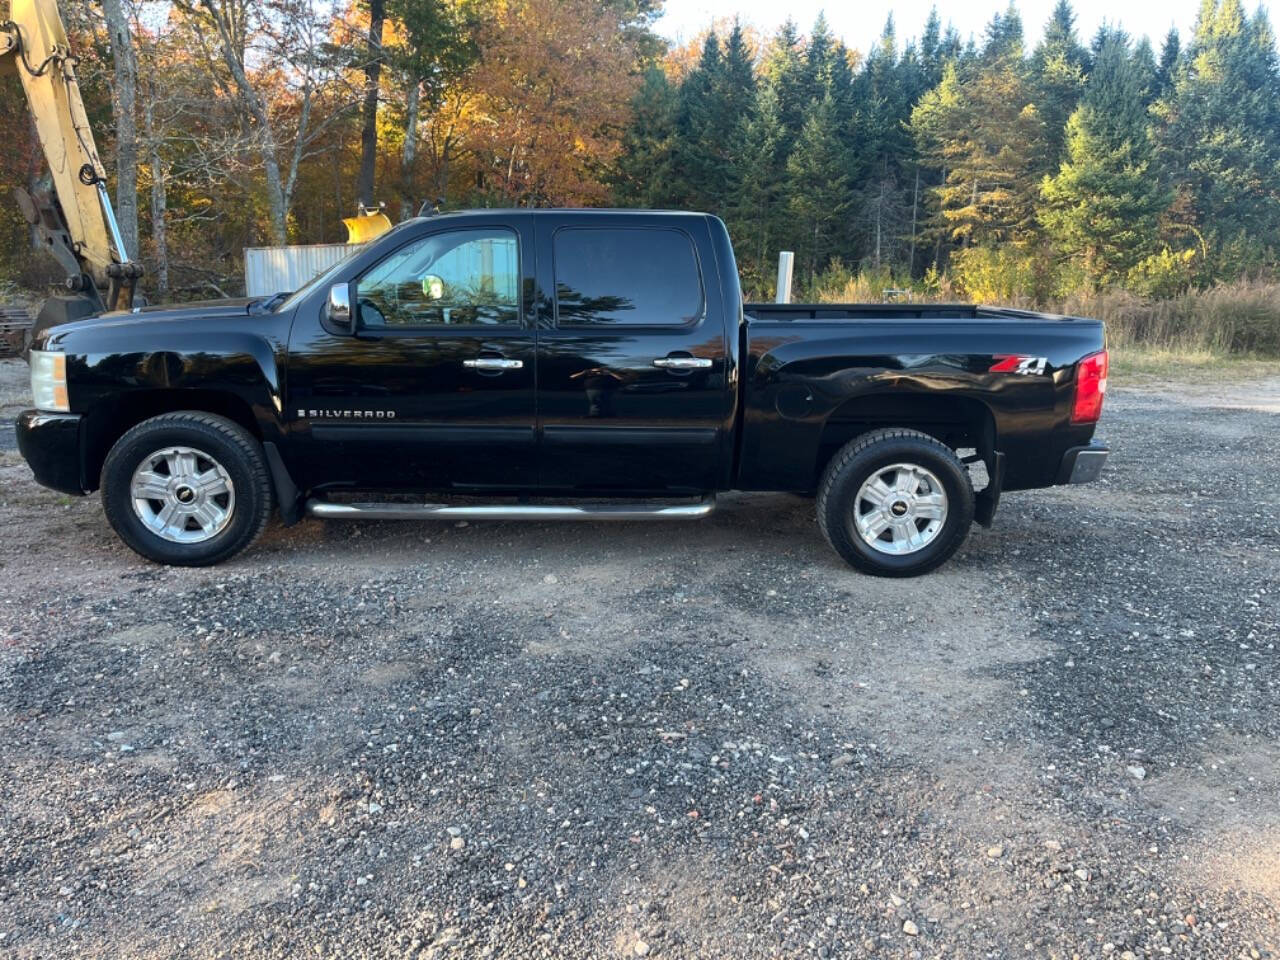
[
  {"xmin": 1057, "ymin": 282, "xmax": 1280, "ymax": 356},
  {"xmin": 809, "ymin": 271, "xmax": 1280, "ymax": 357}
]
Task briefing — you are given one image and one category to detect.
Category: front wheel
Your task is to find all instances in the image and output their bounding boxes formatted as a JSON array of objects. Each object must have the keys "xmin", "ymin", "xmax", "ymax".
[
  {"xmin": 817, "ymin": 428, "xmax": 975, "ymax": 577},
  {"xmin": 101, "ymin": 412, "xmax": 273, "ymax": 566}
]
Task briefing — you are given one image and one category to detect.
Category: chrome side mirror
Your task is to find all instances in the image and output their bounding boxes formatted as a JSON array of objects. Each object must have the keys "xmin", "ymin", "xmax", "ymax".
[{"xmin": 326, "ymin": 282, "xmax": 355, "ymax": 334}]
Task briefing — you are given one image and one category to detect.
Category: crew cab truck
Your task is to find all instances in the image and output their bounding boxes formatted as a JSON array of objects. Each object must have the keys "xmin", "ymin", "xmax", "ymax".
[{"xmin": 17, "ymin": 209, "xmax": 1109, "ymax": 576}]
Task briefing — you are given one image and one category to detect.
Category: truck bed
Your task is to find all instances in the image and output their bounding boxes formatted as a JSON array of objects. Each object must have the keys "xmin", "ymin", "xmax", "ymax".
[
  {"xmin": 744, "ymin": 303, "xmax": 1089, "ymax": 323},
  {"xmin": 736, "ymin": 302, "xmax": 1106, "ymax": 495}
]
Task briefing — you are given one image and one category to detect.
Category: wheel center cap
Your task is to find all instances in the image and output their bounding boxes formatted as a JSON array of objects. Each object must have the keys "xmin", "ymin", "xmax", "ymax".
[
  {"xmin": 891, "ymin": 500, "xmax": 909, "ymax": 517},
  {"xmin": 175, "ymin": 486, "xmax": 195, "ymax": 504}
]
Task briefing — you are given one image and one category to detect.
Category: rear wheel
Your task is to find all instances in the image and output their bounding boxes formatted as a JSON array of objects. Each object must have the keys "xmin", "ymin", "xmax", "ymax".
[
  {"xmin": 101, "ymin": 412, "xmax": 272, "ymax": 566},
  {"xmin": 817, "ymin": 428, "xmax": 974, "ymax": 577}
]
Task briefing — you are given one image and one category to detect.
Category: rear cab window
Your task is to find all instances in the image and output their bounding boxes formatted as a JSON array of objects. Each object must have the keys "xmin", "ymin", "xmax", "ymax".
[{"xmin": 553, "ymin": 227, "xmax": 704, "ymax": 327}]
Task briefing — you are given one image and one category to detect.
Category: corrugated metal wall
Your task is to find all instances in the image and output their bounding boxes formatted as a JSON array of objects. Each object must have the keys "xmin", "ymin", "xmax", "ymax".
[{"xmin": 244, "ymin": 244, "xmax": 360, "ymax": 297}]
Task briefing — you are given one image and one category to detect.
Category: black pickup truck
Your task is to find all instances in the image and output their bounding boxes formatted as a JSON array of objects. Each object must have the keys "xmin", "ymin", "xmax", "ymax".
[{"xmin": 17, "ymin": 209, "xmax": 1109, "ymax": 576}]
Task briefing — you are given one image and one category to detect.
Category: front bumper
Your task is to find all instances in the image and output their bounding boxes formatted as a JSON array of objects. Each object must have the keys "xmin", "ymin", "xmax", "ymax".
[
  {"xmin": 1056, "ymin": 441, "xmax": 1109, "ymax": 485},
  {"xmin": 15, "ymin": 409, "xmax": 86, "ymax": 495}
]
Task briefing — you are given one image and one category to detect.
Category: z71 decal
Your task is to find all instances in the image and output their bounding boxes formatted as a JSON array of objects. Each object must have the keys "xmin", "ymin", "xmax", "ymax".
[{"xmin": 989, "ymin": 355, "xmax": 1049, "ymax": 376}]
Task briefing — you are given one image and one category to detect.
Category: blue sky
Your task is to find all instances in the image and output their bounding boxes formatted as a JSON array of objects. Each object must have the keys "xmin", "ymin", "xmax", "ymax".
[{"xmin": 654, "ymin": 1, "xmax": 1272, "ymax": 54}]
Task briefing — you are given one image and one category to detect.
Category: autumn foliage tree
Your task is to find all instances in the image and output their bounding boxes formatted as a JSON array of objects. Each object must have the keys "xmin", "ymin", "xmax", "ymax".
[
  {"xmin": 911, "ymin": 59, "xmax": 1047, "ymax": 249},
  {"xmin": 465, "ymin": 0, "xmax": 642, "ymax": 205}
]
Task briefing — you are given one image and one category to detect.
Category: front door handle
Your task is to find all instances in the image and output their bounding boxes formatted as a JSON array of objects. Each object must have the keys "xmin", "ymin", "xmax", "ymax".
[
  {"xmin": 464, "ymin": 357, "xmax": 523, "ymax": 371},
  {"xmin": 653, "ymin": 356, "xmax": 712, "ymax": 370}
]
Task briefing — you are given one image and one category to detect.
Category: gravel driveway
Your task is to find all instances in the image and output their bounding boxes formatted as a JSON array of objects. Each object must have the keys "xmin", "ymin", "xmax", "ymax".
[{"xmin": 0, "ymin": 358, "xmax": 1277, "ymax": 958}]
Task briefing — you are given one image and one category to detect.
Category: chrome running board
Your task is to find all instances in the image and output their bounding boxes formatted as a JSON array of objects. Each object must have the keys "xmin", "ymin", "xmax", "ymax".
[{"xmin": 304, "ymin": 495, "xmax": 716, "ymax": 522}]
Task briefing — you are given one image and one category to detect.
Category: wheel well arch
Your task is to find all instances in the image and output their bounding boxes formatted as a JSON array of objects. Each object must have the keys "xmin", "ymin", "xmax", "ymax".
[
  {"xmin": 813, "ymin": 392, "xmax": 996, "ymax": 489},
  {"xmin": 82, "ymin": 390, "xmax": 263, "ymax": 492}
]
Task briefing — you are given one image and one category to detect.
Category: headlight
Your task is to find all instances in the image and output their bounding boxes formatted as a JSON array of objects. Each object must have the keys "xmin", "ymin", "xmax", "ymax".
[{"xmin": 30, "ymin": 350, "xmax": 69, "ymax": 412}]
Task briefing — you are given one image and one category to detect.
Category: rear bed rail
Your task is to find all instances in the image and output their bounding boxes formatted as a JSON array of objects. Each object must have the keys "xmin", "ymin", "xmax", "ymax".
[{"xmin": 744, "ymin": 303, "xmax": 1091, "ymax": 323}]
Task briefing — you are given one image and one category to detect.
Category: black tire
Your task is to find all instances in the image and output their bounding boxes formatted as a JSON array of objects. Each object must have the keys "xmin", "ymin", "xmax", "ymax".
[
  {"xmin": 817, "ymin": 428, "xmax": 975, "ymax": 577},
  {"xmin": 101, "ymin": 412, "xmax": 273, "ymax": 566}
]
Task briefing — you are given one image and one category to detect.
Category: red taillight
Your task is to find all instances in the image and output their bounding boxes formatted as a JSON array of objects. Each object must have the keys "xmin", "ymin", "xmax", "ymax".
[{"xmin": 1071, "ymin": 350, "xmax": 1108, "ymax": 424}]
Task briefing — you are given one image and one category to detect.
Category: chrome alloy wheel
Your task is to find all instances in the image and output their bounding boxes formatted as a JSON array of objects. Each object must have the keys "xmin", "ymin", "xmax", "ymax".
[
  {"xmin": 853, "ymin": 462, "xmax": 948, "ymax": 556},
  {"xmin": 129, "ymin": 446, "xmax": 236, "ymax": 544}
]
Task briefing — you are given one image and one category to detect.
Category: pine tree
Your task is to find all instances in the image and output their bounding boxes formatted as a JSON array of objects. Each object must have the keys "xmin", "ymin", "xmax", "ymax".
[
  {"xmin": 940, "ymin": 24, "xmax": 965, "ymax": 65},
  {"xmin": 711, "ymin": 23, "xmax": 759, "ymax": 218},
  {"xmin": 919, "ymin": 8, "xmax": 944, "ymax": 88},
  {"xmin": 903, "ymin": 8, "xmax": 946, "ymax": 103},
  {"xmin": 761, "ymin": 19, "xmax": 807, "ymax": 156},
  {"xmin": 666, "ymin": 25, "xmax": 759, "ymax": 218},
  {"xmin": 853, "ymin": 16, "xmax": 913, "ymax": 269},
  {"xmin": 719, "ymin": 22, "xmax": 757, "ymax": 121},
  {"xmin": 730, "ymin": 83, "xmax": 789, "ymax": 293},
  {"xmin": 826, "ymin": 39, "xmax": 857, "ymax": 120},
  {"xmin": 787, "ymin": 93, "xmax": 851, "ymax": 286},
  {"xmin": 614, "ymin": 67, "xmax": 679, "ymax": 207},
  {"xmin": 982, "ymin": 3, "xmax": 1024, "ymax": 62},
  {"xmin": 1039, "ymin": 1, "xmax": 1084, "ymax": 64},
  {"xmin": 668, "ymin": 32, "xmax": 722, "ymax": 206},
  {"xmin": 804, "ymin": 14, "xmax": 836, "ymax": 100},
  {"xmin": 1157, "ymin": 28, "xmax": 1181, "ymax": 90},
  {"xmin": 1132, "ymin": 37, "xmax": 1159, "ymax": 104},
  {"xmin": 1040, "ymin": 34, "xmax": 1173, "ymax": 286},
  {"xmin": 1153, "ymin": 0, "xmax": 1280, "ymax": 272},
  {"xmin": 1032, "ymin": 1, "xmax": 1086, "ymax": 169},
  {"xmin": 826, "ymin": 41, "xmax": 862, "ymax": 213},
  {"xmin": 902, "ymin": 8, "xmax": 957, "ymax": 273}
]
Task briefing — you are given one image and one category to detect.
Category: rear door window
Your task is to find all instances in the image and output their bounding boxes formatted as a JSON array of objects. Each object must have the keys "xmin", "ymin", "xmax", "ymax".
[{"xmin": 553, "ymin": 227, "xmax": 704, "ymax": 326}]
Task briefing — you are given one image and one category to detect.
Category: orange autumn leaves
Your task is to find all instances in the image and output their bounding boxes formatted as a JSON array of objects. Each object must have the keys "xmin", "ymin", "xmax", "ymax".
[{"xmin": 465, "ymin": 0, "xmax": 641, "ymax": 206}]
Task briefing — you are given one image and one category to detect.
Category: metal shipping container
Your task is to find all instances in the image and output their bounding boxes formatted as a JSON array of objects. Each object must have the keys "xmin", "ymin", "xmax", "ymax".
[{"xmin": 244, "ymin": 243, "xmax": 360, "ymax": 297}]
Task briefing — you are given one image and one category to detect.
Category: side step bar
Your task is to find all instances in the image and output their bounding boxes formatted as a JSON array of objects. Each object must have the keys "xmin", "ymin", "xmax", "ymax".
[{"xmin": 304, "ymin": 495, "xmax": 717, "ymax": 522}]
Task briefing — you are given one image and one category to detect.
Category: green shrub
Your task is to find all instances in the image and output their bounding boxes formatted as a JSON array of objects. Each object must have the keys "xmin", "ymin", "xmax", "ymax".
[
  {"xmin": 1127, "ymin": 249, "xmax": 1197, "ymax": 299},
  {"xmin": 950, "ymin": 246, "xmax": 1043, "ymax": 304}
]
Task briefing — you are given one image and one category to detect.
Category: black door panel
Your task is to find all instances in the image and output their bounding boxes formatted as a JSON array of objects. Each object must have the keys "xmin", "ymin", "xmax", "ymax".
[
  {"xmin": 534, "ymin": 215, "xmax": 734, "ymax": 494},
  {"xmin": 285, "ymin": 217, "xmax": 538, "ymax": 492}
]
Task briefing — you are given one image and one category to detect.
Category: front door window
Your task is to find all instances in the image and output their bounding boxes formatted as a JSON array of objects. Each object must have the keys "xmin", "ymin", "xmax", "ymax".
[{"xmin": 358, "ymin": 228, "xmax": 520, "ymax": 327}]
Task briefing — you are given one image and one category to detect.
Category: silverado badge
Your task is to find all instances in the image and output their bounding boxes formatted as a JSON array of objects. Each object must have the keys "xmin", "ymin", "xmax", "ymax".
[{"xmin": 299, "ymin": 409, "xmax": 397, "ymax": 419}]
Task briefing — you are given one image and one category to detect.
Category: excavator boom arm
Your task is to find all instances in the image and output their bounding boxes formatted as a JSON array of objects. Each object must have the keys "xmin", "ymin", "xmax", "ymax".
[{"xmin": 2, "ymin": 0, "xmax": 139, "ymax": 311}]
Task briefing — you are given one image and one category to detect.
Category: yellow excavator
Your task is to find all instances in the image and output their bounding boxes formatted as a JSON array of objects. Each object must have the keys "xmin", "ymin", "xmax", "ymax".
[{"xmin": 2, "ymin": 0, "xmax": 142, "ymax": 343}]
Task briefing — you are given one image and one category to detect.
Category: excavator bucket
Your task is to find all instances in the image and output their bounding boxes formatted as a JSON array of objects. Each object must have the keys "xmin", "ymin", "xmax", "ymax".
[{"xmin": 343, "ymin": 209, "xmax": 393, "ymax": 244}]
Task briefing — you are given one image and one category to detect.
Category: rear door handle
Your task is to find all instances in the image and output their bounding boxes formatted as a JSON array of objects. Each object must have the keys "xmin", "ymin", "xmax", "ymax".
[
  {"xmin": 464, "ymin": 357, "xmax": 523, "ymax": 371},
  {"xmin": 653, "ymin": 357, "xmax": 712, "ymax": 369}
]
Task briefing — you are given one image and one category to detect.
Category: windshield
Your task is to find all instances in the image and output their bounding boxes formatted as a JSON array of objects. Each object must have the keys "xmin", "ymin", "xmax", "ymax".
[{"xmin": 273, "ymin": 220, "xmax": 419, "ymax": 313}]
